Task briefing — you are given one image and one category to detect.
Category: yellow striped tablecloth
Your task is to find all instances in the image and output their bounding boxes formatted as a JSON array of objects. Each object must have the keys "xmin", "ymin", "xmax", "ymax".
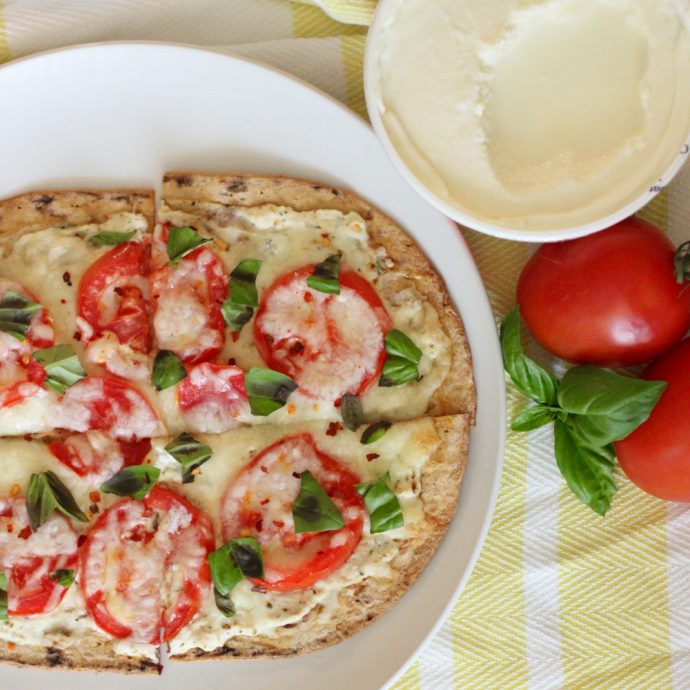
[{"xmin": 1, "ymin": 1, "xmax": 689, "ymax": 687}]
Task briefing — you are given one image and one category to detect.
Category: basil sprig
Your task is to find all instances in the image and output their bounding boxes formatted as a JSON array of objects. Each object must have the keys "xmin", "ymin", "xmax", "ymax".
[
  {"xmin": 379, "ymin": 330, "xmax": 422, "ymax": 387},
  {"xmin": 50, "ymin": 568, "xmax": 75, "ymax": 588},
  {"xmin": 32, "ymin": 344, "xmax": 86, "ymax": 394},
  {"xmin": 341, "ymin": 393, "xmax": 363, "ymax": 431},
  {"xmin": 165, "ymin": 433, "xmax": 212, "ymax": 483},
  {"xmin": 356, "ymin": 472, "xmax": 404, "ymax": 534},
  {"xmin": 167, "ymin": 226, "xmax": 212, "ymax": 267},
  {"xmin": 307, "ymin": 252, "xmax": 342, "ymax": 294},
  {"xmin": 0, "ymin": 290, "xmax": 41, "ymax": 341},
  {"xmin": 152, "ymin": 350, "xmax": 187, "ymax": 391},
  {"xmin": 222, "ymin": 259, "xmax": 262, "ymax": 332},
  {"xmin": 100, "ymin": 465, "xmax": 160, "ymax": 500},
  {"xmin": 245, "ymin": 367, "xmax": 297, "ymax": 416},
  {"xmin": 500, "ymin": 307, "xmax": 667, "ymax": 516},
  {"xmin": 209, "ymin": 537, "xmax": 264, "ymax": 617},
  {"xmin": 27, "ymin": 471, "xmax": 88, "ymax": 531},
  {"xmin": 0, "ymin": 572, "xmax": 7, "ymax": 620},
  {"xmin": 292, "ymin": 471, "xmax": 344, "ymax": 533},
  {"xmin": 89, "ymin": 230, "xmax": 137, "ymax": 246},
  {"xmin": 361, "ymin": 420, "xmax": 391, "ymax": 444}
]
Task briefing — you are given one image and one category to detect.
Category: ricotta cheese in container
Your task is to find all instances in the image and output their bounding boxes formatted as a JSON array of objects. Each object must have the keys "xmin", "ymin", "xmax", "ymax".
[{"xmin": 367, "ymin": 0, "xmax": 690, "ymax": 238}]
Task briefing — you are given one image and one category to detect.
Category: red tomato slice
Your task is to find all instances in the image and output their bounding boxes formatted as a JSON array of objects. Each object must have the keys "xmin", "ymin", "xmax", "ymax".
[
  {"xmin": 0, "ymin": 496, "xmax": 78, "ymax": 615},
  {"xmin": 0, "ymin": 281, "xmax": 55, "ymax": 409},
  {"xmin": 151, "ymin": 223, "xmax": 227, "ymax": 364},
  {"xmin": 254, "ymin": 267, "xmax": 392, "ymax": 400},
  {"xmin": 49, "ymin": 431, "xmax": 152, "ymax": 485},
  {"xmin": 80, "ymin": 486, "xmax": 215, "ymax": 643},
  {"xmin": 220, "ymin": 433, "xmax": 365, "ymax": 592},
  {"xmin": 177, "ymin": 362, "xmax": 248, "ymax": 433},
  {"xmin": 56, "ymin": 377, "xmax": 163, "ymax": 440},
  {"xmin": 78, "ymin": 241, "xmax": 152, "ymax": 353}
]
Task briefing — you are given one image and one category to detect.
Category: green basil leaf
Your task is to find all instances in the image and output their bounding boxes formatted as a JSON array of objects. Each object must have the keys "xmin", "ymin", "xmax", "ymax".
[
  {"xmin": 361, "ymin": 421, "xmax": 391, "ymax": 444},
  {"xmin": 341, "ymin": 393, "xmax": 363, "ymax": 431},
  {"xmin": 554, "ymin": 419, "xmax": 618, "ymax": 516},
  {"xmin": 0, "ymin": 572, "xmax": 7, "ymax": 620},
  {"xmin": 292, "ymin": 470, "xmax": 345, "ymax": 533},
  {"xmin": 49, "ymin": 568, "xmax": 75, "ymax": 588},
  {"xmin": 0, "ymin": 289, "xmax": 42, "ymax": 341},
  {"xmin": 100, "ymin": 465, "xmax": 160, "ymax": 500},
  {"xmin": 222, "ymin": 258, "xmax": 263, "ymax": 332},
  {"xmin": 245, "ymin": 367, "xmax": 297, "ymax": 416},
  {"xmin": 152, "ymin": 350, "xmax": 187, "ymax": 391},
  {"xmin": 32, "ymin": 344, "xmax": 86, "ymax": 394},
  {"xmin": 378, "ymin": 330, "xmax": 422, "ymax": 387},
  {"xmin": 88, "ymin": 230, "xmax": 137, "ymax": 246},
  {"xmin": 165, "ymin": 433, "xmax": 212, "ymax": 484},
  {"xmin": 221, "ymin": 302, "xmax": 254, "ymax": 331},
  {"xmin": 167, "ymin": 226, "xmax": 212, "ymax": 267},
  {"xmin": 26, "ymin": 471, "xmax": 88, "ymax": 531},
  {"xmin": 356, "ymin": 472, "xmax": 403, "ymax": 533},
  {"xmin": 209, "ymin": 537, "xmax": 264, "ymax": 616},
  {"xmin": 500, "ymin": 307, "xmax": 559, "ymax": 406},
  {"xmin": 511, "ymin": 405, "xmax": 557, "ymax": 432},
  {"xmin": 307, "ymin": 252, "xmax": 342, "ymax": 294}
]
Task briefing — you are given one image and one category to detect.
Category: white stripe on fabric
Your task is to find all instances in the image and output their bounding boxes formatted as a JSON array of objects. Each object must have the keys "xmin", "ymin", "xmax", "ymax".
[
  {"xmin": 666, "ymin": 502, "xmax": 690, "ymax": 689},
  {"xmin": 419, "ymin": 623, "xmax": 455, "ymax": 690},
  {"xmin": 522, "ymin": 423, "xmax": 565, "ymax": 690}
]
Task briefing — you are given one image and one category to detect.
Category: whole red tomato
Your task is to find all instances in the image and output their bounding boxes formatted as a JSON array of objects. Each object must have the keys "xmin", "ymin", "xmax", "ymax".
[
  {"xmin": 517, "ymin": 218, "xmax": 690, "ymax": 367},
  {"xmin": 614, "ymin": 338, "xmax": 690, "ymax": 501}
]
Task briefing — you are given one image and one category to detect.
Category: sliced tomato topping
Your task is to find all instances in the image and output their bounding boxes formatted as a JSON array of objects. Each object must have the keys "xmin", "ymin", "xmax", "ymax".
[
  {"xmin": 254, "ymin": 267, "xmax": 392, "ymax": 399},
  {"xmin": 177, "ymin": 362, "xmax": 248, "ymax": 433},
  {"xmin": 49, "ymin": 431, "xmax": 152, "ymax": 485},
  {"xmin": 0, "ymin": 496, "xmax": 78, "ymax": 615},
  {"xmin": 220, "ymin": 433, "xmax": 365, "ymax": 592},
  {"xmin": 0, "ymin": 281, "xmax": 55, "ymax": 409},
  {"xmin": 56, "ymin": 377, "xmax": 163, "ymax": 440},
  {"xmin": 80, "ymin": 486, "xmax": 215, "ymax": 643},
  {"xmin": 151, "ymin": 223, "xmax": 227, "ymax": 364}
]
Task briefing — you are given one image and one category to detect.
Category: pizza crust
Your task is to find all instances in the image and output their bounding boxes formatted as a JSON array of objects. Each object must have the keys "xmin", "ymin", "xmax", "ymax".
[
  {"xmin": 170, "ymin": 414, "xmax": 469, "ymax": 660},
  {"xmin": 161, "ymin": 172, "xmax": 476, "ymax": 423}
]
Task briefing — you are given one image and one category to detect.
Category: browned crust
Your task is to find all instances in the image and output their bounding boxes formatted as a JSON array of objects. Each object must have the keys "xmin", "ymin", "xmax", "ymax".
[
  {"xmin": 171, "ymin": 415, "xmax": 469, "ymax": 661},
  {"xmin": 0, "ymin": 189, "xmax": 155, "ymax": 239},
  {"xmin": 161, "ymin": 172, "xmax": 476, "ymax": 423},
  {"xmin": 0, "ymin": 637, "xmax": 161, "ymax": 674}
]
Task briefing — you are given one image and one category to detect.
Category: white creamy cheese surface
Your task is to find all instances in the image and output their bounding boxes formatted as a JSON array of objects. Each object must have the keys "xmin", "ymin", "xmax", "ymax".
[{"xmin": 374, "ymin": 0, "xmax": 690, "ymax": 231}]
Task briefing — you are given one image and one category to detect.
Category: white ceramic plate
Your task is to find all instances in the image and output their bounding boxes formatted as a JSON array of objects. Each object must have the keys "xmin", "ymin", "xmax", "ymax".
[{"xmin": 0, "ymin": 43, "xmax": 505, "ymax": 690}]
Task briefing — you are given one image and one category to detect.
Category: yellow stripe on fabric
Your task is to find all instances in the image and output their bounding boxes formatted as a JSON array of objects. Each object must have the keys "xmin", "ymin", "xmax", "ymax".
[
  {"xmin": 340, "ymin": 35, "xmax": 367, "ymax": 119},
  {"xmin": 557, "ymin": 479, "xmax": 673, "ymax": 689},
  {"xmin": 291, "ymin": 2, "xmax": 366, "ymax": 38},
  {"xmin": 299, "ymin": 0, "xmax": 377, "ymax": 25},
  {"xmin": 392, "ymin": 659, "xmax": 421, "ymax": 690},
  {"xmin": 0, "ymin": 1, "xmax": 10, "ymax": 64},
  {"xmin": 452, "ymin": 231, "xmax": 530, "ymax": 689},
  {"xmin": 636, "ymin": 189, "xmax": 670, "ymax": 232}
]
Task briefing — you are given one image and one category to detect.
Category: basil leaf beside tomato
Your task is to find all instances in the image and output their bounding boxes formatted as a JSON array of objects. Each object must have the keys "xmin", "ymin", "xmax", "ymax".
[
  {"xmin": 0, "ymin": 290, "xmax": 41, "ymax": 341},
  {"xmin": 49, "ymin": 568, "xmax": 75, "ymax": 588},
  {"xmin": 307, "ymin": 252, "xmax": 342, "ymax": 294},
  {"xmin": 0, "ymin": 572, "xmax": 7, "ymax": 620},
  {"xmin": 32, "ymin": 344, "xmax": 87, "ymax": 394},
  {"xmin": 356, "ymin": 472, "xmax": 403, "ymax": 534},
  {"xmin": 511, "ymin": 405, "xmax": 558, "ymax": 432},
  {"xmin": 292, "ymin": 471, "xmax": 345, "ymax": 533},
  {"xmin": 341, "ymin": 393, "xmax": 363, "ymax": 431},
  {"xmin": 245, "ymin": 367, "xmax": 298, "ymax": 416},
  {"xmin": 379, "ymin": 330, "xmax": 422, "ymax": 387},
  {"xmin": 167, "ymin": 226, "xmax": 212, "ymax": 267},
  {"xmin": 222, "ymin": 259, "xmax": 262, "ymax": 332},
  {"xmin": 554, "ymin": 419, "xmax": 618, "ymax": 516},
  {"xmin": 89, "ymin": 230, "xmax": 137, "ymax": 246},
  {"xmin": 209, "ymin": 537, "xmax": 264, "ymax": 617},
  {"xmin": 164, "ymin": 433, "xmax": 212, "ymax": 484},
  {"xmin": 500, "ymin": 307, "xmax": 558, "ymax": 406},
  {"xmin": 152, "ymin": 350, "xmax": 187, "ymax": 391},
  {"xmin": 26, "ymin": 471, "xmax": 88, "ymax": 531},
  {"xmin": 100, "ymin": 465, "xmax": 160, "ymax": 501}
]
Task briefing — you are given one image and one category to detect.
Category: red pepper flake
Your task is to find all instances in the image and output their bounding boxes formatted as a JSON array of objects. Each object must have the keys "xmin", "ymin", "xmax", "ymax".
[
  {"xmin": 260, "ymin": 498, "xmax": 270, "ymax": 506},
  {"xmin": 62, "ymin": 271, "xmax": 72, "ymax": 286},
  {"xmin": 22, "ymin": 434, "xmax": 31, "ymax": 442},
  {"xmin": 60, "ymin": 298, "xmax": 66, "ymax": 304},
  {"xmin": 260, "ymin": 465, "xmax": 269, "ymax": 474},
  {"xmin": 366, "ymin": 453, "xmax": 380, "ymax": 462},
  {"xmin": 6, "ymin": 523, "xmax": 13, "ymax": 533},
  {"xmin": 264, "ymin": 334, "xmax": 275, "ymax": 345},
  {"xmin": 320, "ymin": 232, "xmax": 330, "ymax": 238},
  {"xmin": 77, "ymin": 534, "xmax": 87, "ymax": 547},
  {"xmin": 89, "ymin": 491, "xmax": 101, "ymax": 503},
  {"xmin": 18, "ymin": 526, "xmax": 32, "ymax": 540},
  {"xmin": 272, "ymin": 520, "xmax": 284, "ymax": 529},
  {"xmin": 251, "ymin": 584, "xmax": 267, "ymax": 594},
  {"xmin": 289, "ymin": 340, "xmax": 304, "ymax": 356},
  {"xmin": 113, "ymin": 287, "xmax": 124, "ymax": 296},
  {"xmin": 303, "ymin": 291, "xmax": 313, "ymax": 303},
  {"xmin": 326, "ymin": 421, "xmax": 343, "ymax": 437},
  {"xmin": 227, "ymin": 357, "xmax": 236, "ymax": 366},
  {"xmin": 292, "ymin": 471, "xmax": 301, "ymax": 479},
  {"xmin": 255, "ymin": 519, "xmax": 263, "ymax": 532},
  {"xmin": 73, "ymin": 331, "xmax": 82, "ymax": 341},
  {"xmin": 7, "ymin": 642, "xmax": 16, "ymax": 652},
  {"xmin": 231, "ymin": 332, "xmax": 240, "ymax": 343},
  {"xmin": 333, "ymin": 398, "xmax": 342, "ymax": 408},
  {"xmin": 89, "ymin": 504, "xmax": 99, "ymax": 515}
]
